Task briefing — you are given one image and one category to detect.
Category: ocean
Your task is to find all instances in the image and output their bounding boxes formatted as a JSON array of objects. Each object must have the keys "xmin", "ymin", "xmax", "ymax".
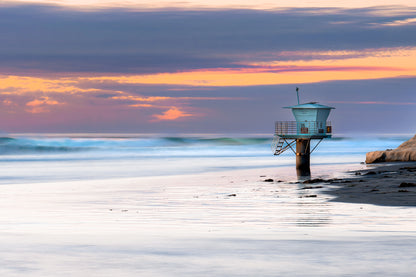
[{"xmin": 0, "ymin": 133, "xmax": 407, "ymax": 184}]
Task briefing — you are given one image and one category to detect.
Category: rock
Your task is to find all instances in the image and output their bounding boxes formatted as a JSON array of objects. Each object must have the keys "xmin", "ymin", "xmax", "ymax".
[
  {"xmin": 364, "ymin": 171, "xmax": 377, "ymax": 175},
  {"xmin": 301, "ymin": 185, "xmax": 323, "ymax": 189},
  {"xmin": 366, "ymin": 150, "xmax": 416, "ymax": 163},
  {"xmin": 397, "ymin": 135, "xmax": 416, "ymax": 150},
  {"xmin": 365, "ymin": 151, "xmax": 386, "ymax": 163},
  {"xmin": 366, "ymin": 134, "xmax": 416, "ymax": 163},
  {"xmin": 302, "ymin": 178, "xmax": 326, "ymax": 184},
  {"xmin": 399, "ymin": 182, "xmax": 416, "ymax": 188}
]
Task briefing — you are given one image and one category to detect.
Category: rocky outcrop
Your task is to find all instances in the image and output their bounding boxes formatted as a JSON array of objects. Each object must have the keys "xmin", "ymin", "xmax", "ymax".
[{"xmin": 366, "ymin": 135, "xmax": 416, "ymax": 163}]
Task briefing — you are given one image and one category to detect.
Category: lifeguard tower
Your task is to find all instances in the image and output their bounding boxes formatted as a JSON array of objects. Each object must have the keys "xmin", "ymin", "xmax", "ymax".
[{"xmin": 272, "ymin": 89, "xmax": 334, "ymax": 177}]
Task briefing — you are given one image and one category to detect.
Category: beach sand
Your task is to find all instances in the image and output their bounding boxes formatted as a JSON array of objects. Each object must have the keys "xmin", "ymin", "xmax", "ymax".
[{"xmin": 1, "ymin": 163, "xmax": 416, "ymax": 276}]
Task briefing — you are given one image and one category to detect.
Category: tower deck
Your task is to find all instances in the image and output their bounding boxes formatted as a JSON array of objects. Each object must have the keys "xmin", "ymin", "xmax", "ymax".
[{"xmin": 274, "ymin": 121, "xmax": 332, "ymax": 139}]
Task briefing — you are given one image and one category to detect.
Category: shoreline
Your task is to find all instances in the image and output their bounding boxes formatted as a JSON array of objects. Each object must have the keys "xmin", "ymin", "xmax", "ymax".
[{"xmin": 313, "ymin": 162, "xmax": 416, "ymax": 206}]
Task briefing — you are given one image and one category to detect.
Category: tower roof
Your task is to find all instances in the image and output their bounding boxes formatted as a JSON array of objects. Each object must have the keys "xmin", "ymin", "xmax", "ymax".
[{"xmin": 284, "ymin": 102, "xmax": 335, "ymax": 109}]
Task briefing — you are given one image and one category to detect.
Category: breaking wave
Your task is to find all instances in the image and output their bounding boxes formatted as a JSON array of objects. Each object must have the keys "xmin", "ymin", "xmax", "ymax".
[
  {"xmin": 0, "ymin": 136, "xmax": 272, "ymax": 155},
  {"xmin": 0, "ymin": 134, "xmax": 407, "ymax": 159},
  {"xmin": 0, "ymin": 137, "xmax": 88, "ymax": 154}
]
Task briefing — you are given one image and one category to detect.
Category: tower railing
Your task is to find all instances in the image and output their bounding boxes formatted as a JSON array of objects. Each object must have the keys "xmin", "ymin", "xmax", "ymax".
[{"xmin": 275, "ymin": 121, "xmax": 332, "ymax": 137}]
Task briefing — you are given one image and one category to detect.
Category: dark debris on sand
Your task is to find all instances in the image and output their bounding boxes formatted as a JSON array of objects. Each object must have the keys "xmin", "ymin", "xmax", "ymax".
[
  {"xmin": 399, "ymin": 182, "xmax": 416, "ymax": 188},
  {"xmin": 325, "ymin": 163, "xmax": 416, "ymax": 206}
]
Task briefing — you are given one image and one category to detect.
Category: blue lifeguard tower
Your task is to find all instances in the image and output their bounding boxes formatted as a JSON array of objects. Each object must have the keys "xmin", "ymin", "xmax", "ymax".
[{"xmin": 272, "ymin": 89, "xmax": 334, "ymax": 177}]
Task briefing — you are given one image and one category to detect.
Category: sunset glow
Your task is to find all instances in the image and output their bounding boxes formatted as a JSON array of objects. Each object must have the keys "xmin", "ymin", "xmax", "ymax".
[
  {"xmin": 1, "ymin": 45, "xmax": 416, "ymax": 128},
  {"xmin": 2, "ymin": 47, "xmax": 414, "ymax": 92},
  {"xmin": 1, "ymin": 2, "xmax": 416, "ymax": 132}
]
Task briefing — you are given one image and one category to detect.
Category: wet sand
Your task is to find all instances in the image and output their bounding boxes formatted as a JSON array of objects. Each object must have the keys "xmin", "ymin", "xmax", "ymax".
[
  {"xmin": 317, "ymin": 162, "xmax": 416, "ymax": 206},
  {"xmin": 1, "ymin": 164, "xmax": 416, "ymax": 276}
]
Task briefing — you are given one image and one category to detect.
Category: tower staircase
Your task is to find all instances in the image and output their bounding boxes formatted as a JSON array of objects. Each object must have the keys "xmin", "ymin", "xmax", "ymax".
[{"xmin": 272, "ymin": 136, "xmax": 292, "ymax": 155}]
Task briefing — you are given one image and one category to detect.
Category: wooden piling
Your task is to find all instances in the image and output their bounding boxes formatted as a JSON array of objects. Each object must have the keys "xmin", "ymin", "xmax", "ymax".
[{"xmin": 296, "ymin": 139, "xmax": 311, "ymax": 178}]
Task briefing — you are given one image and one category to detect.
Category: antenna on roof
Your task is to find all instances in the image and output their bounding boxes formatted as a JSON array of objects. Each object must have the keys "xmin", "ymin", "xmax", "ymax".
[{"xmin": 296, "ymin": 87, "xmax": 300, "ymax": 105}]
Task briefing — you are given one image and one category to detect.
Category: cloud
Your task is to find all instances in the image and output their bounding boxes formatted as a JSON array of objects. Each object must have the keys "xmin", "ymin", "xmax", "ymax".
[
  {"xmin": 26, "ymin": 97, "xmax": 62, "ymax": 107},
  {"xmin": 25, "ymin": 96, "xmax": 64, "ymax": 113},
  {"xmin": 3, "ymin": 100, "xmax": 13, "ymax": 106},
  {"xmin": 5, "ymin": 0, "xmax": 416, "ymax": 10},
  {"xmin": 2, "ymin": 45, "xmax": 416, "ymax": 98},
  {"xmin": 152, "ymin": 107, "xmax": 193, "ymax": 121},
  {"xmin": 0, "ymin": 75, "xmax": 98, "ymax": 94},
  {"xmin": 1, "ymin": 5, "xmax": 416, "ymax": 75},
  {"xmin": 1, "ymin": 75, "xmax": 416, "ymax": 133},
  {"xmin": 129, "ymin": 103, "xmax": 154, "ymax": 108},
  {"xmin": 112, "ymin": 95, "xmax": 241, "ymax": 102},
  {"xmin": 371, "ymin": 17, "xmax": 416, "ymax": 27},
  {"xmin": 78, "ymin": 47, "xmax": 416, "ymax": 86},
  {"xmin": 1, "ymin": 3, "xmax": 416, "ymax": 133},
  {"xmin": 112, "ymin": 95, "xmax": 172, "ymax": 102},
  {"xmin": 243, "ymin": 47, "xmax": 409, "ymax": 62}
]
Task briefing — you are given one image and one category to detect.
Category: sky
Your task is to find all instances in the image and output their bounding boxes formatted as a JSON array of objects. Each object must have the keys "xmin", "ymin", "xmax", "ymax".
[{"xmin": 1, "ymin": 1, "xmax": 416, "ymax": 135}]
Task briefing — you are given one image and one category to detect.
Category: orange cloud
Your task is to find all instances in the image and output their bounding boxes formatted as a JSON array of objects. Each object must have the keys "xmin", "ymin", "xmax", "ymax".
[
  {"xmin": 25, "ymin": 96, "xmax": 64, "ymax": 113},
  {"xmin": 0, "ymin": 75, "xmax": 99, "ymax": 95},
  {"xmin": 2, "ymin": 46, "xmax": 416, "ymax": 97},
  {"xmin": 112, "ymin": 95, "xmax": 172, "ymax": 102},
  {"xmin": 26, "ymin": 97, "xmax": 62, "ymax": 107},
  {"xmin": 152, "ymin": 107, "xmax": 193, "ymax": 121},
  {"xmin": 1, "ymin": 46, "xmax": 416, "ymax": 118},
  {"xmin": 80, "ymin": 47, "xmax": 416, "ymax": 87},
  {"xmin": 3, "ymin": 100, "xmax": 13, "ymax": 106},
  {"xmin": 129, "ymin": 103, "xmax": 155, "ymax": 108}
]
